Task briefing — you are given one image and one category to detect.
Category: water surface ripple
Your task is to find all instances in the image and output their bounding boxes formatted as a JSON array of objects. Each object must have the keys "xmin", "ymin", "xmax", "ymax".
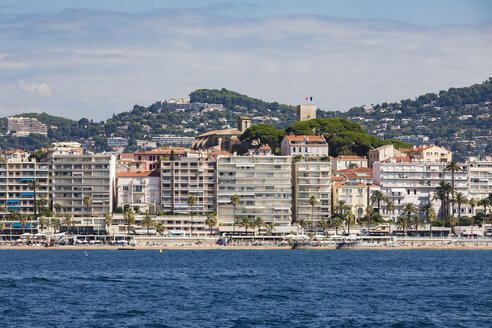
[{"xmin": 1, "ymin": 249, "xmax": 491, "ymax": 327}]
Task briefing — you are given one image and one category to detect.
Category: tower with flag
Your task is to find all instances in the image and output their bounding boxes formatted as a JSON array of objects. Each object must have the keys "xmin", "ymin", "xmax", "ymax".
[{"xmin": 296, "ymin": 98, "xmax": 316, "ymax": 122}]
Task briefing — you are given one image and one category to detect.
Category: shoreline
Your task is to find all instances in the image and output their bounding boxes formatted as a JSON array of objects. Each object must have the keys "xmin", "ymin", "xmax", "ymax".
[{"xmin": 1, "ymin": 245, "xmax": 492, "ymax": 250}]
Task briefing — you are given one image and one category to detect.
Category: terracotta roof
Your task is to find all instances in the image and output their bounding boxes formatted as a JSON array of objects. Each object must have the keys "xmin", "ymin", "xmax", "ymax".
[
  {"xmin": 134, "ymin": 147, "xmax": 189, "ymax": 155},
  {"xmin": 285, "ymin": 135, "xmax": 326, "ymax": 142},
  {"xmin": 5, "ymin": 149, "xmax": 25, "ymax": 154},
  {"xmin": 342, "ymin": 172, "xmax": 373, "ymax": 179},
  {"xmin": 331, "ymin": 176, "xmax": 346, "ymax": 181},
  {"xmin": 334, "ymin": 181, "xmax": 367, "ymax": 187},
  {"xmin": 119, "ymin": 153, "xmax": 134, "ymax": 159},
  {"xmin": 258, "ymin": 145, "xmax": 271, "ymax": 150},
  {"xmin": 209, "ymin": 150, "xmax": 231, "ymax": 156},
  {"xmin": 116, "ymin": 171, "xmax": 159, "ymax": 178}
]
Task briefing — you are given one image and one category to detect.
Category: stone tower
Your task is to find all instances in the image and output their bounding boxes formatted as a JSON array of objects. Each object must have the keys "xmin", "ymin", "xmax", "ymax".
[
  {"xmin": 296, "ymin": 105, "xmax": 316, "ymax": 122},
  {"xmin": 237, "ymin": 116, "xmax": 251, "ymax": 132}
]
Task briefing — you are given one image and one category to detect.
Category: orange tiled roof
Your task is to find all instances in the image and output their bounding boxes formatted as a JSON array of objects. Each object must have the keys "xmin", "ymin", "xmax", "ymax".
[
  {"xmin": 116, "ymin": 171, "xmax": 159, "ymax": 178},
  {"xmin": 5, "ymin": 149, "xmax": 25, "ymax": 154},
  {"xmin": 258, "ymin": 145, "xmax": 271, "ymax": 150},
  {"xmin": 342, "ymin": 172, "xmax": 373, "ymax": 179},
  {"xmin": 335, "ymin": 167, "xmax": 373, "ymax": 173},
  {"xmin": 381, "ymin": 156, "xmax": 411, "ymax": 163},
  {"xmin": 331, "ymin": 176, "xmax": 346, "ymax": 181},
  {"xmin": 285, "ymin": 135, "xmax": 326, "ymax": 142}
]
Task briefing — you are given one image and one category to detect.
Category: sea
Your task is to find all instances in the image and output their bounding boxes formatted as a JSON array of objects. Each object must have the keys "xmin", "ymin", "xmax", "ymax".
[{"xmin": 0, "ymin": 249, "xmax": 491, "ymax": 328}]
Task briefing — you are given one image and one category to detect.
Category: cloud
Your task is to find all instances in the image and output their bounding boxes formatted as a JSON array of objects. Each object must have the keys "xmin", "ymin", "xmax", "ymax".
[
  {"xmin": 0, "ymin": 9, "xmax": 490, "ymax": 120},
  {"xmin": 18, "ymin": 80, "xmax": 52, "ymax": 96}
]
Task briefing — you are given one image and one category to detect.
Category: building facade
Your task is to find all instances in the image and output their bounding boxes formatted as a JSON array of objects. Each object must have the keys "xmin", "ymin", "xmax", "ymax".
[
  {"xmin": 296, "ymin": 105, "xmax": 316, "ymax": 122},
  {"xmin": 216, "ymin": 156, "xmax": 292, "ymax": 228},
  {"xmin": 281, "ymin": 135, "xmax": 329, "ymax": 157},
  {"xmin": 51, "ymin": 154, "xmax": 115, "ymax": 217},
  {"xmin": 116, "ymin": 171, "xmax": 160, "ymax": 212},
  {"xmin": 293, "ymin": 160, "xmax": 332, "ymax": 224},
  {"xmin": 373, "ymin": 161, "xmax": 469, "ymax": 220},
  {"xmin": 161, "ymin": 157, "xmax": 216, "ymax": 214}
]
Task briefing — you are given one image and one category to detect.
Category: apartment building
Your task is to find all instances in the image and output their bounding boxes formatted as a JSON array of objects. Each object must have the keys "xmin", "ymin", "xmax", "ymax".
[
  {"xmin": 280, "ymin": 135, "xmax": 329, "ymax": 157},
  {"xmin": 331, "ymin": 155, "xmax": 368, "ymax": 171},
  {"xmin": 467, "ymin": 156, "xmax": 492, "ymax": 212},
  {"xmin": 116, "ymin": 171, "xmax": 160, "ymax": 212},
  {"xmin": 161, "ymin": 157, "xmax": 216, "ymax": 215},
  {"xmin": 216, "ymin": 156, "xmax": 292, "ymax": 229},
  {"xmin": 51, "ymin": 154, "xmax": 115, "ymax": 217},
  {"xmin": 333, "ymin": 167, "xmax": 373, "ymax": 184},
  {"xmin": 402, "ymin": 145, "xmax": 452, "ymax": 163},
  {"xmin": 7, "ymin": 117, "xmax": 48, "ymax": 136},
  {"xmin": 368, "ymin": 144, "xmax": 406, "ymax": 168},
  {"xmin": 373, "ymin": 160, "xmax": 468, "ymax": 220},
  {"xmin": 134, "ymin": 147, "xmax": 189, "ymax": 170},
  {"xmin": 0, "ymin": 160, "xmax": 51, "ymax": 218},
  {"xmin": 332, "ymin": 181, "xmax": 370, "ymax": 220},
  {"xmin": 293, "ymin": 159, "xmax": 331, "ymax": 224}
]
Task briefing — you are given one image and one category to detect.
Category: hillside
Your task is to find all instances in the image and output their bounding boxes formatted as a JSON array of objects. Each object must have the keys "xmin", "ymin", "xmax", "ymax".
[{"xmin": 0, "ymin": 79, "xmax": 490, "ymax": 159}]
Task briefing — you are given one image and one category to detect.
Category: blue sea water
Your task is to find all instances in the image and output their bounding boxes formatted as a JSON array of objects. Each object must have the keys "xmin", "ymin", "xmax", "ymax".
[{"xmin": 0, "ymin": 250, "xmax": 491, "ymax": 328}]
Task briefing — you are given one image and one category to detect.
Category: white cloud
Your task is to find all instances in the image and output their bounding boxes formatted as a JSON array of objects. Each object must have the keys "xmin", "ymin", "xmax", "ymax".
[
  {"xmin": 0, "ymin": 9, "xmax": 490, "ymax": 120},
  {"xmin": 18, "ymin": 80, "xmax": 52, "ymax": 96}
]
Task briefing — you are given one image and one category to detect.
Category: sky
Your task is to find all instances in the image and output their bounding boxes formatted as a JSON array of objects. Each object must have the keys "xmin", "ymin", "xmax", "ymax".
[{"xmin": 0, "ymin": 0, "xmax": 491, "ymax": 121}]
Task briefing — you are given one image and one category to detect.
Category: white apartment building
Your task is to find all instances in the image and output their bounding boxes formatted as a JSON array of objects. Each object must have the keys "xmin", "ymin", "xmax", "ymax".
[
  {"xmin": 331, "ymin": 155, "xmax": 368, "ymax": 171},
  {"xmin": 51, "ymin": 154, "xmax": 116, "ymax": 217},
  {"xmin": 368, "ymin": 144, "xmax": 406, "ymax": 168},
  {"xmin": 280, "ymin": 135, "xmax": 329, "ymax": 157},
  {"xmin": 0, "ymin": 160, "xmax": 51, "ymax": 218},
  {"xmin": 216, "ymin": 156, "xmax": 292, "ymax": 229},
  {"xmin": 116, "ymin": 171, "xmax": 161, "ymax": 213},
  {"xmin": 467, "ymin": 156, "xmax": 492, "ymax": 213},
  {"xmin": 293, "ymin": 160, "xmax": 332, "ymax": 224},
  {"xmin": 373, "ymin": 160, "xmax": 469, "ymax": 220},
  {"xmin": 161, "ymin": 157, "xmax": 216, "ymax": 214}
]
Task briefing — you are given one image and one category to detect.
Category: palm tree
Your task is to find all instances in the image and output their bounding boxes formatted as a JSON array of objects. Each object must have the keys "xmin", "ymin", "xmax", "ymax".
[
  {"xmin": 318, "ymin": 219, "xmax": 329, "ymax": 236},
  {"xmin": 187, "ymin": 195, "xmax": 196, "ymax": 236},
  {"xmin": 334, "ymin": 200, "xmax": 351, "ymax": 234},
  {"xmin": 386, "ymin": 200, "xmax": 394, "ymax": 234},
  {"xmin": 308, "ymin": 195, "xmax": 317, "ymax": 232},
  {"xmin": 264, "ymin": 222, "xmax": 275, "ymax": 235},
  {"xmin": 370, "ymin": 190, "xmax": 387, "ymax": 214},
  {"xmin": 20, "ymin": 216, "xmax": 28, "ymax": 234},
  {"xmin": 478, "ymin": 198, "xmax": 490, "ymax": 228},
  {"xmin": 365, "ymin": 205, "xmax": 374, "ymax": 232},
  {"xmin": 37, "ymin": 217, "xmax": 47, "ymax": 233},
  {"xmin": 238, "ymin": 217, "xmax": 254, "ymax": 235},
  {"xmin": 124, "ymin": 208, "xmax": 135, "ymax": 235},
  {"xmin": 427, "ymin": 208, "xmax": 437, "ymax": 237},
  {"xmin": 63, "ymin": 213, "xmax": 73, "ymax": 235},
  {"xmin": 254, "ymin": 216, "xmax": 265, "ymax": 236},
  {"xmin": 443, "ymin": 161, "xmax": 463, "ymax": 216},
  {"xmin": 434, "ymin": 180, "xmax": 452, "ymax": 222},
  {"xmin": 410, "ymin": 215, "xmax": 423, "ymax": 237},
  {"xmin": 141, "ymin": 213, "xmax": 155, "ymax": 236},
  {"xmin": 28, "ymin": 179, "xmax": 41, "ymax": 220},
  {"xmin": 420, "ymin": 202, "xmax": 434, "ymax": 237},
  {"xmin": 83, "ymin": 196, "xmax": 92, "ymax": 234},
  {"xmin": 155, "ymin": 222, "xmax": 165, "ymax": 236},
  {"xmin": 230, "ymin": 194, "xmax": 240, "ymax": 234},
  {"xmin": 0, "ymin": 222, "xmax": 4, "ymax": 236},
  {"xmin": 402, "ymin": 203, "xmax": 418, "ymax": 236},
  {"xmin": 454, "ymin": 192, "xmax": 467, "ymax": 220},
  {"xmin": 299, "ymin": 219, "xmax": 312, "ymax": 234},
  {"xmin": 54, "ymin": 203, "xmax": 62, "ymax": 216},
  {"xmin": 104, "ymin": 213, "xmax": 112, "ymax": 235},
  {"xmin": 51, "ymin": 218, "xmax": 61, "ymax": 233},
  {"xmin": 469, "ymin": 197, "xmax": 478, "ymax": 219},
  {"xmin": 329, "ymin": 216, "xmax": 344, "ymax": 235},
  {"xmin": 205, "ymin": 212, "xmax": 218, "ymax": 236},
  {"xmin": 396, "ymin": 216, "xmax": 409, "ymax": 235}
]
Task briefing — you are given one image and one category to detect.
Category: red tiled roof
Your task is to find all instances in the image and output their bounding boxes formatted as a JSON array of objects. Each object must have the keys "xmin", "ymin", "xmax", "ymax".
[
  {"xmin": 334, "ymin": 181, "xmax": 367, "ymax": 187},
  {"xmin": 258, "ymin": 145, "xmax": 271, "ymax": 150},
  {"xmin": 5, "ymin": 149, "xmax": 25, "ymax": 154},
  {"xmin": 285, "ymin": 135, "xmax": 326, "ymax": 142},
  {"xmin": 331, "ymin": 176, "xmax": 346, "ymax": 181},
  {"xmin": 342, "ymin": 172, "xmax": 373, "ymax": 179},
  {"xmin": 335, "ymin": 167, "xmax": 373, "ymax": 173},
  {"xmin": 116, "ymin": 171, "xmax": 159, "ymax": 178}
]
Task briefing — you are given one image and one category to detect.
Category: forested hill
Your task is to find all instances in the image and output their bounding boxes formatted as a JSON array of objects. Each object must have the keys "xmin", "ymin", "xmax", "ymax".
[{"xmin": 0, "ymin": 79, "xmax": 490, "ymax": 159}]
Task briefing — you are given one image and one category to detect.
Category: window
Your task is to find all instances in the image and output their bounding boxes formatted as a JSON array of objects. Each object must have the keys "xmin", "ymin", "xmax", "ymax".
[{"xmin": 123, "ymin": 186, "xmax": 129, "ymax": 191}]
